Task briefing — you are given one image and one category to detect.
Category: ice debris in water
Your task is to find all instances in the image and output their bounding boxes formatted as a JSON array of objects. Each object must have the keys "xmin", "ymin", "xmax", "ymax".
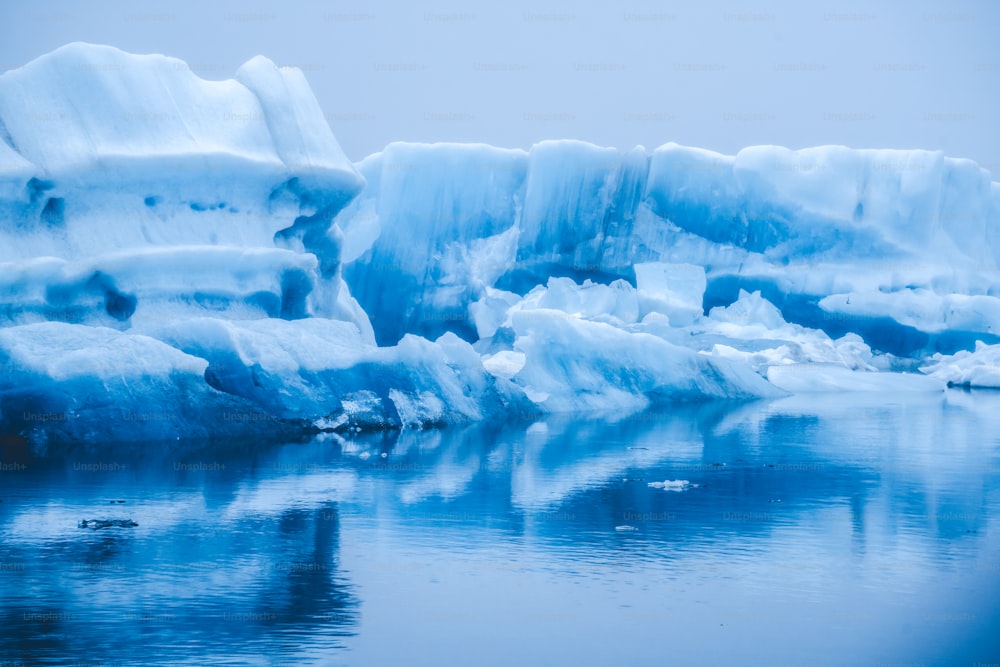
[{"xmin": 648, "ymin": 480, "xmax": 697, "ymax": 491}]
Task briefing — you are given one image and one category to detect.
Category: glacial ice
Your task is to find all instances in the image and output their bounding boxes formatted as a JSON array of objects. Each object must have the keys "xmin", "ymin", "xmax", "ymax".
[
  {"xmin": 766, "ymin": 364, "xmax": 944, "ymax": 394},
  {"xmin": 341, "ymin": 136, "xmax": 1000, "ymax": 359},
  {"xmin": 0, "ymin": 43, "xmax": 363, "ymax": 260},
  {"xmin": 2, "ymin": 43, "xmax": 999, "ymax": 446},
  {"xmin": 0, "ymin": 321, "xmax": 293, "ymax": 446},
  {"xmin": 634, "ymin": 262, "xmax": 706, "ymax": 325},
  {"xmin": 135, "ymin": 316, "xmax": 532, "ymax": 429},
  {"xmin": 921, "ymin": 342, "xmax": 1000, "ymax": 388}
]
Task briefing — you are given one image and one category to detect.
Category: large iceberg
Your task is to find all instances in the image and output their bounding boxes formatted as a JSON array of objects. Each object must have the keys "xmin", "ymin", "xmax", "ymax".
[
  {"xmin": 3, "ymin": 43, "xmax": 995, "ymax": 447},
  {"xmin": 0, "ymin": 44, "xmax": 530, "ymax": 444},
  {"xmin": 0, "ymin": 43, "xmax": 363, "ymax": 257},
  {"xmin": 341, "ymin": 139, "xmax": 1000, "ymax": 354}
]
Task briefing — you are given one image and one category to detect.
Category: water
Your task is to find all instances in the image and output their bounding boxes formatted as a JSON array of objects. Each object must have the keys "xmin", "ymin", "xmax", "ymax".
[{"xmin": 2, "ymin": 391, "xmax": 999, "ymax": 666}]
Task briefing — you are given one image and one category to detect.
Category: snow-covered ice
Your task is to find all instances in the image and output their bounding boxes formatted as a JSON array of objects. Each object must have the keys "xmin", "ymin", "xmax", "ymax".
[
  {"xmin": 921, "ymin": 342, "xmax": 1000, "ymax": 388},
  {"xmin": 2, "ymin": 43, "xmax": 999, "ymax": 446},
  {"xmin": 0, "ymin": 43, "xmax": 364, "ymax": 260}
]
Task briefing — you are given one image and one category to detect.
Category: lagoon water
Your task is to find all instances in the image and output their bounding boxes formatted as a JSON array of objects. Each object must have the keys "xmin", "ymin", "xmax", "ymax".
[{"xmin": 2, "ymin": 391, "xmax": 999, "ymax": 666}]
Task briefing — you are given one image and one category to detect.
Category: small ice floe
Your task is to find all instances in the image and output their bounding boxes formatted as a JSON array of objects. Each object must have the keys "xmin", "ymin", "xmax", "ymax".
[
  {"xmin": 648, "ymin": 479, "xmax": 698, "ymax": 491},
  {"xmin": 79, "ymin": 519, "xmax": 138, "ymax": 529},
  {"xmin": 314, "ymin": 414, "xmax": 349, "ymax": 432},
  {"xmin": 615, "ymin": 525, "xmax": 639, "ymax": 532}
]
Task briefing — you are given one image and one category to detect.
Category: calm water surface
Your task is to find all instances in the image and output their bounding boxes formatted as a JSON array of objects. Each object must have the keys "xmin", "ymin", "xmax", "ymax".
[{"xmin": 2, "ymin": 392, "xmax": 999, "ymax": 666}]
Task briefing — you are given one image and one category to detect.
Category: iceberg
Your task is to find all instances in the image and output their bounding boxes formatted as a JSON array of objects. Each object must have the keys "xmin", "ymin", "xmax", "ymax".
[
  {"xmin": 0, "ymin": 321, "xmax": 297, "ymax": 447},
  {"xmin": 135, "ymin": 316, "xmax": 533, "ymax": 430},
  {"xmin": 766, "ymin": 364, "xmax": 944, "ymax": 394},
  {"xmin": 0, "ymin": 43, "xmax": 364, "ymax": 259},
  {"xmin": 340, "ymin": 136, "xmax": 1000, "ymax": 358},
  {"xmin": 2, "ymin": 43, "xmax": 998, "ymax": 447},
  {"xmin": 920, "ymin": 342, "xmax": 1000, "ymax": 388}
]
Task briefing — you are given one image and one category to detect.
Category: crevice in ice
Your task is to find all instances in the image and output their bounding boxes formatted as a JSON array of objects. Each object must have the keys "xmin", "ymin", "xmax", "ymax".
[
  {"xmin": 41, "ymin": 271, "xmax": 136, "ymax": 324},
  {"xmin": 279, "ymin": 269, "xmax": 312, "ymax": 320},
  {"xmin": 84, "ymin": 272, "xmax": 136, "ymax": 322},
  {"xmin": 26, "ymin": 178, "xmax": 54, "ymax": 205},
  {"xmin": 244, "ymin": 291, "xmax": 282, "ymax": 318},
  {"xmin": 104, "ymin": 289, "xmax": 137, "ymax": 321},
  {"xmin": 40, "ymin": 197, "xmax": 65, "ymax": 227},
  {"xmin": 0, "ymin": 114, "xmax": 17, "ymax": 153}
]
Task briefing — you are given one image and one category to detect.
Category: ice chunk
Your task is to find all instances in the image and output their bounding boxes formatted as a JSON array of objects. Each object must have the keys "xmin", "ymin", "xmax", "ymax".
[
  {"xmin": 0, "ymin": 322, "xmax": 288, "ymax": 446},
  {"xmin": 506, "ymin": 308, "xmax": 782, "ymax": 415},
  {"xmin": 481, "ymin": 350, "xmax": 527, "ymax": 380},
  {"xmin": 634, "ymin": 262, "xmax": 706, "ymax": 324},
  {"xmin": 818, "ymin": 289, "xmax": 1000, "ymax": 336},
  {"xmin": 920, "ymin": 341, "xmax": 1000, "ymax": 388},
  {"xmin": 137, "ymin": 317, "xmax": 533, "ymax": 429},
  {"xmin": 766, "ymin": 364, "xmax": 944, "ymax": 393},
  {"xmin": 469, "ymin": 287, "xmax": 522, "ymax": 340},
  {"xmin": 528, "ymin": 277, "xmax": 639, "ymax": 325},
  {"xmin": 648, "ymin": 480, "xmax": 695, "ymax": 491},
  {"xmin": 707, "ymin": 289, "xmax": 789, "ymax": 331},
  {"xmin": 0, "ymin": 316, "xmax": 536, "ymax": 446},
  {"xmin": 698, "ymin": 290, "xmax": 876, "ymax": 373},
  {"xmin": 473, "ymin": 277, "xmax": 641, "ymax": 340}
]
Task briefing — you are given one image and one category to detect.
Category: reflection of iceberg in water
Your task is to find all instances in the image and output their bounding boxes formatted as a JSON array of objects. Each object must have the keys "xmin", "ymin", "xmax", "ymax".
[
  {"xmin": 326, "ymin": 394, "xmax": 997, "ymax": 555},
  {"xmin": 0, "ymin": 464, "xmax": 360, "ymax": 664},
  {"xmin": 2, "ymin": 393, "xmax": 999, "ymax": 664}
]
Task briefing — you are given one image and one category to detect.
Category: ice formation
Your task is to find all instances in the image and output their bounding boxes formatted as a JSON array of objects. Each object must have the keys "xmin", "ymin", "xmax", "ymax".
[
  {"xmin": 2, "ymin": 43, "xmax": 996, "ymax": 446},
  {"xmin": 920, "ymin": 342, "xmax": 1000, "ymax": 388}
]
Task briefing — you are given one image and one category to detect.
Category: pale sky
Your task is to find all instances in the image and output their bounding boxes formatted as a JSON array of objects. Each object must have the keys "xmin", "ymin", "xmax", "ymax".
[{"xmin": 1, "ymin": 0, "xmax": 997, "ymax": 170}]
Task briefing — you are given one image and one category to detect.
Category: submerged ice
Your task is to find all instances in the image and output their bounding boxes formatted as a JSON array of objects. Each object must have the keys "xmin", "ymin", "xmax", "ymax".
[{"xmin": 1, "ymin": 44, "xmax": 996, "ymax": 445}]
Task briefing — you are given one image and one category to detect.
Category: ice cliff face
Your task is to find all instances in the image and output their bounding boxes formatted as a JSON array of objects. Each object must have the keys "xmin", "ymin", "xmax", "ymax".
[
  {"xmin": 0, "ymin": 43, "xmax": 373, "ymax": 333},
  {"xmin": 2, "ymin": 44, "xmax": 998, "ymax": 447},
  {"xmin": 0, "ymin": 44, "xmax": 534, "ymax": 443},
  {"xmin": 0, "ymin": 44, "xmax": 363, "ymax": 255},
  {"xmin": 341, "ymin": 141, "xmax": 1000, "ymax": 353}
]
